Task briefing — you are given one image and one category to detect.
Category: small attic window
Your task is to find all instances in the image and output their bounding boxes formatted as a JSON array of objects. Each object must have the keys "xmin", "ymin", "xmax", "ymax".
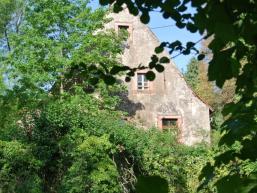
[
  {"xmin": 115, "ymin": 23, "xmax": 132, "ymax": 41},
  {"xmin": 117, "ymin": 25, "xmax": 131, "ymax": 40},
  {"xmin": 118, "ymin": 25, "xmax": 129, "ymax": 33}
]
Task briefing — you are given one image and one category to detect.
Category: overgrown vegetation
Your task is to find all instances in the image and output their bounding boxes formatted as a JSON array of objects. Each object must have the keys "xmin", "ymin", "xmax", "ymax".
[
  {"xmin": 2, "ymin": 0, "xmax": 256, "ymax": 192},
  {"xmin": 184, "ymin": 55, "xmax": 236, "ymax": 131},
  {"xmin": 0, "ymin": 0, "xmax": 213, "ymax": 193},
  {"xmin": 0, "ymin": 88, "xmax": 212, "ymax": 193}
]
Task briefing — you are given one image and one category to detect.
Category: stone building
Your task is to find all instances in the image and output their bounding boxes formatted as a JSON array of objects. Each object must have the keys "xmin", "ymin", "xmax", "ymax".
[{"xmin": 105, "ymin": 8, "xmax": 211, "ymax": 145}]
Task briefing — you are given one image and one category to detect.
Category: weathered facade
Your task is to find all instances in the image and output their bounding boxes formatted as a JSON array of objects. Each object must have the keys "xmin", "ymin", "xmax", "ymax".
[{"xmin": 106, "ymin": 8, "xmax": 211, "ymax": 145}]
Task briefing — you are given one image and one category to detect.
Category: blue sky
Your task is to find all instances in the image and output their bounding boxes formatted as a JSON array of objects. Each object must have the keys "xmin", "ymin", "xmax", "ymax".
[
  {"xmin": 148, "ymin": 11, "xmax": 202, "ymax": 72},
  {"xmin": 90, "ymin": 1, "xmax": 202, "ymax": 72}
]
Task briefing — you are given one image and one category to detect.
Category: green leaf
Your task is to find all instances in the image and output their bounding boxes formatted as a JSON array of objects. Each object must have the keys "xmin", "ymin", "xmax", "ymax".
[
  {"xmin": 177, "ymin": 5, "xmax": 187, "ymax": 12},
  {"xmin": 198, "ymin": 162, "xmax": 214, "ymax": 191},
  {"xmin": 186, "ymin": 41, "xmax": 195, "ymax": 48},
  {"xmin": 103, "ymin": 75, "xmax": 116, "ymax": 85},
  {"xmin": 110, "ymin": 66, "xmax": 122, "ymax": 75},
  {"xmin": 240, "ymin": 137, "xmax": 257, "ymax": 161},
  {"xmin": 113, "ymin": 3, "xmax": 123, "ymax": 13},
  {"xmin": 149, "ymin": 61, "xmax": 156, "ymax": 69},
  {"xmin": 120, "ymin": 66, "xmax": 131, "ymax": 71},
  {"xmin": 155, "ymin": 46, "xmax": 164, "ymax": 54},
  {"xmin": 215, "ymin": 175, "xmax": 257, "ymax": 193},
  {"xmin": 127, "ymin": 70, "xmax": 135, "ymax": 76},
  {"xmin": 151, "ymin": 55, "xmax": 159, "ymax": 63},
  {"xmin": 176, "ymin": 21, "xmax": 186, "ymax": 29},
  {"xmin": 155, "ymin": 64, "xmax": 165, "ymax": 73},
  {"xmin": 208, "ymin": 46, "xmax": 236, "ymax": 87},
  {"xmin": 214, "ymin": 22, "xmax": 237, "ymax": 41},
  {"xmin": 159, "ymin": 57, "xmax": 170, "ymax": 63},
  {"xmin": 182, "ymin": 49, "xmax": 190, "ymax": 55},
  {"xmin": 170, "ymin": 10, "xmax": 181, "ymax": 21},
  {"xmin": 162, "ymin": 12, "xmax": 170, "ymax": 19},
  {"xmin": 191, "ymin": 0, "xmax": 206, "ymax": 7},
  {"xmin": 145, "ymin": 71, "xmax": 156, "ymax": 81},
  {"xmin": 88, "ymin": 65, "xmax": 97, "ymax": 72},
  {"xmin": 140, "ymin": 12, "xmax": 150, "ymax": 24},
  {"xmin": 125, "ymin": 76, "xmax": 131, "ymax": 82},
  {"xmin": 169, "ymin": 40, "xmax": 182, "ymax": 49},
  {"xmin": 214, "ymin": 150, "xmax": 236, "ymax": 167},
  {"xmin": 89, "ymin": 77, "xmax": 99, "ymax": 85},
  {"xmin": 199, "ymin": 162, "xmax": 214, "ymax": 181},
  {"xmin": 186, "ymin": 23, "xmax": 198, "ymax": 33},
  {"xmin": 99, "ymin": 0, "xmax": 110, "ymax": 6},
  {"xmin": 222, "ymin": 102, "xmax": 238, "ymax": 116},
  {"xmin": 197, "ymin": 54, "xmax": 205, "ymax": 61},
  {"xmin": 182, "ymin": 13, "xmax": 191, "ymax": 19},
  {"xmin": 136, "ymin": 176, "xmax": 169, "ymax": 193},
  {"xmin": 128, "ymin": 4, "xmax": 139, "ymax": 16}
]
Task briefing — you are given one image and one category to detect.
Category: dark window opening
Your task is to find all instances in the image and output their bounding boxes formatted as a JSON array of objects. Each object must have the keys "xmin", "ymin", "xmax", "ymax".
[
  {"xmin": 137, "ymin": 73, "xmax": 149, "ymax": 90},
  {"xmin": 118, "ymin": 25, "xmax": 130, "ymax": 48},
  {"xmin": 162, "ymin": 118, "xmax": 178, "ymax": 129},
  {"xmin": 118, "ymin": 25, "xmax": 129, "ymax": 32},
  {"xmin": 118, "ymin": 25, "xmax": 130, "ymax": 38}
]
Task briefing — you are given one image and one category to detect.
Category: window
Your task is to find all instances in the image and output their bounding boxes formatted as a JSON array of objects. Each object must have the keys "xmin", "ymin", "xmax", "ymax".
[
  {"xmin": 137, "ymin": 73, "xmax": 149, "ymax": 90},
  {"xmin": 117, "ymin": 25, "xmax": 130, "ymax": 48},
  {"xmin": 118, "ymin": 25, "xmax": 130, "ymax": 38},
  {"xmin": 157, "ymin": 116, "xmax": 181, "ymax": 141},
  {"xmin": 162, "ymin": 118, "xmax": 178, "ymax": 129},
  {"xmin": 118, "ymin": 25, "xmax": 129, "ymax": 32}
]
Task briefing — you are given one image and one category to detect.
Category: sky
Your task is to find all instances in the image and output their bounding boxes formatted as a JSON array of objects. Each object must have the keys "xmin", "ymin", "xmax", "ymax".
[
  {"xmin": 89, "ymin": 1, "xmax": 203, "ymax": 72},
  {"xmin": 148, "ymin": 11, "xmax": 202, "ymax": 72}
]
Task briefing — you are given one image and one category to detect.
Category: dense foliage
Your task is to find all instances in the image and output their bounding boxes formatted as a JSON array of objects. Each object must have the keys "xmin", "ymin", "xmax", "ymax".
[
  {"xmin": 184, "ymin": 57, "xmax": 199, "ymax": 90},
  {"xmin": 0, "ymin": 87, "xmax": 211, "ymax": 193},
  {"xmin": 2, "ymin": 0, "xmax": 256, "ymax": 192},
  {"xmin": 0, "ymin": 0, "xmax": 213, "ymax": 193},
  {"xmin": 184, "ymin": 57, "xmax": 216, "ymax": 107}
]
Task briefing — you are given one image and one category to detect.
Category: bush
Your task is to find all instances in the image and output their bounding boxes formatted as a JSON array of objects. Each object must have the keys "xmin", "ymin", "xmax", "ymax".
[{"xmin": 0, "ymin": 91, "xmax": 210, "ymax": 193}]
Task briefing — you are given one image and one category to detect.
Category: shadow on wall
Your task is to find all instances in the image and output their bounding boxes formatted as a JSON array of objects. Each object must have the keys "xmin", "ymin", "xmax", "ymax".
[{"xmin": 117, "ymin": 90, "xmax": 145, "ymax": 116}]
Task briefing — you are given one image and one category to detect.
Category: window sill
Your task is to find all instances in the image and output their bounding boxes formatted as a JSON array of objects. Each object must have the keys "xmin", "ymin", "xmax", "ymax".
[{"xmin": 131, "ymin": 90, "xmax": 154, "ymax": 95}]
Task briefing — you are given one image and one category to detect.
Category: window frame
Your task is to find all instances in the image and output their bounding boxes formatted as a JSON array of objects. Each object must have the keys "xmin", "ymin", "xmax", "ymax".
[
  {"xmin": 131, "ymin": 70, "xmax": 153, "ymax": 95},
  {"xmin": 137, "ymin": 73, "xmax": 149, "ymax": 90},
  {"xmin": 117, "ymin": 25, "xmax": 129, "ymax": 33},
  {"xmin": 157, "ymin": 115, "xmax": 182, "ymax": 129},
  {"xmin": 115, "ymin": 22, "xmax": 133, "ymax": 40},
  {"xmin": 157, "ymin": 115, "xmax": 182, "ymax": 142},
  {"xmin": 161, "ymin": 118, "xmax": 178, "ymax": 129}
]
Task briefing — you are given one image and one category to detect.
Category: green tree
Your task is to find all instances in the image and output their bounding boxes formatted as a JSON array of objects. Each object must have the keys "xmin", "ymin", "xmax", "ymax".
[
  {"xmin": 0, "ymin": 0, "xmax": 23, "ymax": 95},
  {"xmin": 196, "ymin": 61, "xmax": 216, "ymax": 108},
  {"xmin": 184, "ymin": 57, "xmax": 216, "ymax": 107},
  {"xmin": 0, "ymin": 68, "xmax": 5, "ymax": 93},
  {"xmin": 0, "ymin": 0, "xmax": 23, "ymax": 52},
  {"xmin": 0, "ymin": 0, "xmax": 126, "ymax": 192},
  {"xmin": 5, "ymin": 0, "xmax": 125, "ymax": 94},
  {"xmin": 184, "ymin": 57, "xmax": 199, "ymax": 90}
]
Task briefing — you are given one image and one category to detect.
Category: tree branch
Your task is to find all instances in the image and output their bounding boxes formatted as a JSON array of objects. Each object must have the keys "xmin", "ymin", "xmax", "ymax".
[
  {"xmin": 4, "ymin": 26, "xmax": 11, "ymax": 52},
  {"xmin": 15, "ymin": 11, "xmax": 23, "ymax": 33}
]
